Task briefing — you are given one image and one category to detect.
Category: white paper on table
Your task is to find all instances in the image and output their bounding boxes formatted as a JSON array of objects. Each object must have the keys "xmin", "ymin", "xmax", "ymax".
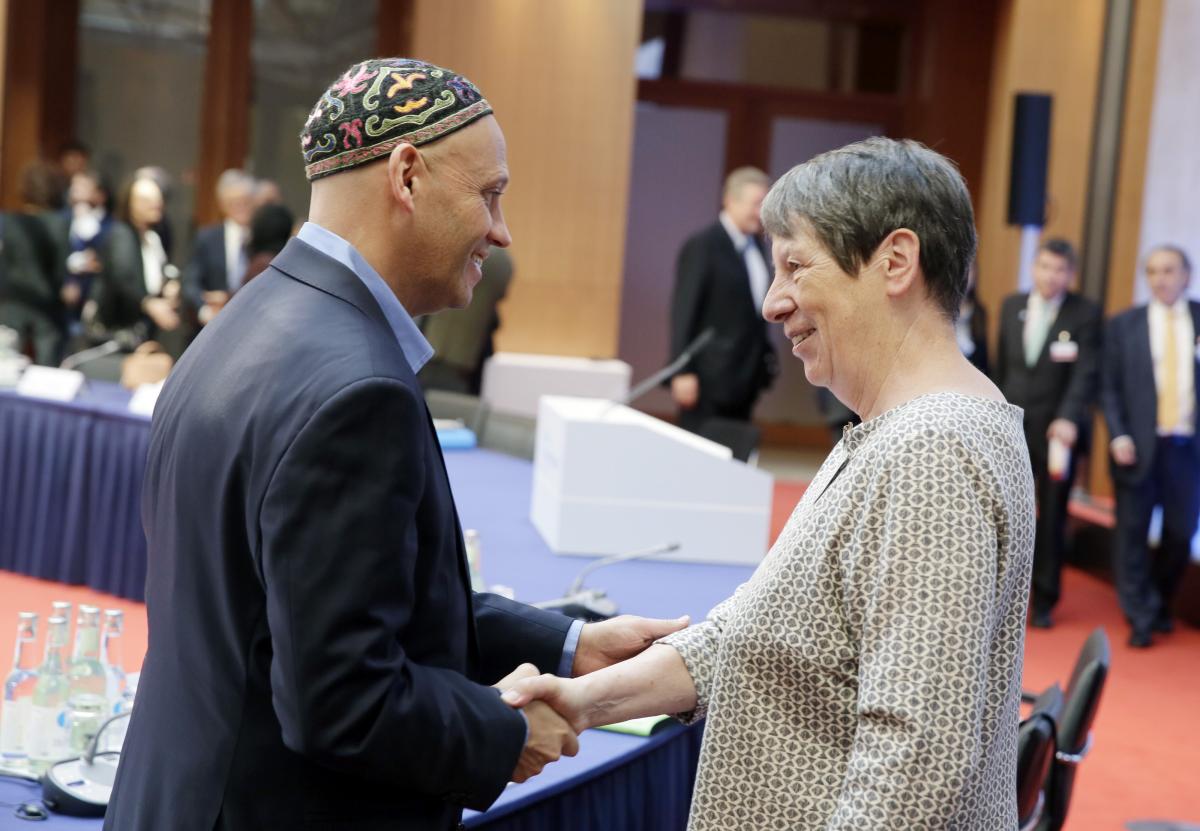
[
  {"xmin": 128, "ymin": 381, "xmax": 165, "ymax": 416},
  {"xmin": 15, "ymin": 365, "xmax": 85, "ymax": 402}
]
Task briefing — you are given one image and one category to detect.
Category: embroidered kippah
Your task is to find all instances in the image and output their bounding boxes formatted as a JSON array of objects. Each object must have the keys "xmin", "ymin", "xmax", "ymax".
[{"xmin": 301, "ymin": 58, "xmax": 492, "ymax": 182}]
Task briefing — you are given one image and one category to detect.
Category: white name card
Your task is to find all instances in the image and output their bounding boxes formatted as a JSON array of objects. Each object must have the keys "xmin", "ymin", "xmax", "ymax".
[
  {"xmin": 128, "ymin": 381, "xmax": 165, "ymax": 417},
  {"xmin": 15, "ymin": 366, "xmax": 85, "ymax": 402}
]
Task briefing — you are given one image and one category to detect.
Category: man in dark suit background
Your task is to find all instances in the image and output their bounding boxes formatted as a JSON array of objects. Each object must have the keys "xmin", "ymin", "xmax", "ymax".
[
  {"xmin": 106, "ymin": 59, "xmax": 685, "ymax": 831},
  {"xmin": 182, "ymin": 168, "xmax": 255, "ymax": 327},
  {"xmin": 995, "ymin": 237, "xmax": 1101, "ymax": 628},
  {"xmin": 670, "ymin": 167, "xmax": 776, "ymax": 439},
  {"xmin": 1101, "ymin": 245, "xmax": 1199, "ymax": 648}
]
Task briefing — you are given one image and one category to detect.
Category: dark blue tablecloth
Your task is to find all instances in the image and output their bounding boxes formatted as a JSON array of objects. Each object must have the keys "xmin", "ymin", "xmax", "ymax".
[
  {"xmin": 0, "ymin": 384, "xmax": 758, "ymax": 831},
  {"xmin": 0, "ymin": 382, "xmax": 151, "ymax": 600}
]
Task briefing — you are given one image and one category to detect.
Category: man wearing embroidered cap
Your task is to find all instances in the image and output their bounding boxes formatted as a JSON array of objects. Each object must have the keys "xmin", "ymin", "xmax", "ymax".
[{"xmin": 105, "ymin": 59, "xmax": 687, "ymax": 831}]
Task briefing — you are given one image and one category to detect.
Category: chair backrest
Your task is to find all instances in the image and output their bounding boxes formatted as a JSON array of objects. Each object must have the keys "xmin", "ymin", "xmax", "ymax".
[
  {"xmin": 424, "ymin": 389, "xmax": 489, "ymax": 436},
  {"xmin": 1017, "ymin": 684, "xmax": 1062, "ymax": 831},
  {"xmin": 1036, "ymin": 627, "xmax": 1111, "ymax": 831},
  {"xmin": 478, "ymin": 410, "xmax": 537, "ymax": 460}
]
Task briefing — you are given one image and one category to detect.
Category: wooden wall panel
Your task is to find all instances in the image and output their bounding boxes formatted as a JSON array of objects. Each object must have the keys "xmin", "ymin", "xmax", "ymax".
[
  {"xmin": 1087, "ymin": 0, "xmax": 1164, "ymax": 499},
  {"xmin": 903, "ymin": 0, "xmax": 999, "ymax": 213},
  {"xmin": 974, "ymin": 0, "xmax": 1107, "ymax": 341},
  {"xmin": 193, "ymin": 0, "xmax": 252, "ymax": 226},
  {"xmin": 1, "ymin": 0, "xmax": 78, "ymax": 210},
  {"xmin": 410, "ymin": 0, "xmax": 643, "ymax": 358}
]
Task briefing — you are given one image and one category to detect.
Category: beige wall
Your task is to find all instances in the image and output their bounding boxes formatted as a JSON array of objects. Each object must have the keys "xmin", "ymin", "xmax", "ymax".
[
  {"xmin": 975, "ymin": 0, "xmax": 1107, "ymax": 332},
  {"xmin": 1132, "ymin": 0, "xmax": 1200, "ymax": 305},
  {"xmin": 411, "ymin": 0, "xmax": 642, "ymax": 358}
]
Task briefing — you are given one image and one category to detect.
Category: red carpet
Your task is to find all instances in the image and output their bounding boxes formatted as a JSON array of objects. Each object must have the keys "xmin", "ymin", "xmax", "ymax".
[{"xmin": 0, "ymin": 478, "xmax": 1192, "ymax": 828}]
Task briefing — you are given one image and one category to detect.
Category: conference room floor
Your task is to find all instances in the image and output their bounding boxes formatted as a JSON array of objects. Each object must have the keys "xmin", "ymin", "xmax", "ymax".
[{"xmin": 0, "ymin": 481, "xmax": 1195, "ymax": 829}]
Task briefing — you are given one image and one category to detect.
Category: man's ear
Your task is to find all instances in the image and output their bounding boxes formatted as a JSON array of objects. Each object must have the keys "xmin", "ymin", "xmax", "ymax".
[
  {"xmin": 876, "ymin": 228, "xmax": 921, "ymax": 300},
  {"xmin": 387, "ymin": 143, "xmax": 422, "ymax": 214}
]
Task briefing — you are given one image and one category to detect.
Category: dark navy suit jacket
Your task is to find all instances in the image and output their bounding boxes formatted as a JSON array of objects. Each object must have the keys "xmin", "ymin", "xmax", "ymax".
[
  {"xmin": 182, "ymin": 223, "xmax": 231, "ymax": 309},
  {"xmin": 105, "ymin": 238, "xmax": 573, "ymax": 831},
  {"xmin": 1101, "ymin": 301, "xmax": 1200, "ymax": 486}
]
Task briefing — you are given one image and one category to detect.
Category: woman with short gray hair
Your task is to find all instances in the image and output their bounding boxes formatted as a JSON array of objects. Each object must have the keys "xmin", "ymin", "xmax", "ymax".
[{"xmin": 505, "ymin": 138, "xmax": 1035, "ymax": 829}]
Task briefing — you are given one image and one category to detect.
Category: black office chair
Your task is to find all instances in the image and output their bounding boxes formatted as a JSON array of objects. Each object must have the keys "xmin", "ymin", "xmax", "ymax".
[
  {"xmin": 1018, "ymin": 684, "xmax": 1063, "ymax": 831},
  {"xmin": 1034, "ymin": 627, "xmax": 1111, "ymax": 831}
]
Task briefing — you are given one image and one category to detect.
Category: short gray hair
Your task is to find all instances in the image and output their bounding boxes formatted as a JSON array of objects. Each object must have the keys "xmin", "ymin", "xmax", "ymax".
[
  {"xmin": 216, "ymin": 168, "xmax": 254, "ymax": 198},
  {"xmin": 1146, "ymin": 243, "xmax": 1192, "ymax": 275},
  {"xmin": 723, "ymin": 166, "xmax": 770, "ymax": 201},
  {"xmin": 761, "ymin": 137, "xmax": 977, "ymax": 319}
]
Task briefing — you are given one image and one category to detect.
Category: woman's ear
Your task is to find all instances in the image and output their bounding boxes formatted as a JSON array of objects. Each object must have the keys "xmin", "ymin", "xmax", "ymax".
[{"xmin": 878, "ymin": 228, "xmax": 921, "ymax": 299}]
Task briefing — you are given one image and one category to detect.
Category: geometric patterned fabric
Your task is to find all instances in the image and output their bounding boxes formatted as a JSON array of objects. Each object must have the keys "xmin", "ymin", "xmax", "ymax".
[
  {"xmin": 301, "ymin": 58, "xmax": 492, "ymax": 181},
  {"xmin": 661, "ymin": 392, "xmax": 1036, "ymax": 830}
]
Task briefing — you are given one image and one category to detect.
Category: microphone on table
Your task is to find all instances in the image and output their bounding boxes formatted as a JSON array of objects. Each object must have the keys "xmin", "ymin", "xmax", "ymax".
[
  {"xmin": 533, "ymin": 541, "xmax": 681, "ymax": 621},
  {"xmin": 41, "ymin": 711, "xmax": 131, "ymax": 817},
  {"xmin": 60, "ymin": 329, "xmax": 143, "ymax": 371}
]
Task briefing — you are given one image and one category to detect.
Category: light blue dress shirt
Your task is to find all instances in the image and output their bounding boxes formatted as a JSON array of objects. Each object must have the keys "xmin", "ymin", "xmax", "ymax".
[{"xmin": 294, "ymin": 222, "xmax": 583, "ymax": 681}]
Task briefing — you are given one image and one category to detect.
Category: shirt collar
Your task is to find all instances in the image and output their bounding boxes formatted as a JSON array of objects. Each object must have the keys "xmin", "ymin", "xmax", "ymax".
[
  {"xmin": 1149, "ymin": 297, "xmax": 1189, "ymax": 317},
  {"xmin": 296, "ymin": 222, "xmax": 433, "ymax": 373},
  {"xmin": 719, "ymin": 211, "xmax": 750, "ymax": 252},
  {"xmin": 1028, "ymin": 291, "xmax": 1065, "ymax": 313}
]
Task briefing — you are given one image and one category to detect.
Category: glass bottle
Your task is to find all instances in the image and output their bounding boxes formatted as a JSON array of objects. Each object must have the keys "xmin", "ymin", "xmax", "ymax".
[
  {"xmin": 100, "ymin": 610, "xmax": 132, "ymax": 752},
  {"xmin": 65, "ymin": 605, "xmax": 107, "ymax": 754},
  {"xmin": 0, "ymin": 612, "xmax": 39, "ymax": 770},
  {"xmin": 29, "ymin": 616, "xmax": 70, "ymax": 770}
]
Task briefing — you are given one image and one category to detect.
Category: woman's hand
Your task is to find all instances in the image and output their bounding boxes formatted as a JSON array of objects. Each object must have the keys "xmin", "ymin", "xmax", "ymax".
[{"xmin": 502, "ymin": 674, "xmax": 593, "ymax": 734}]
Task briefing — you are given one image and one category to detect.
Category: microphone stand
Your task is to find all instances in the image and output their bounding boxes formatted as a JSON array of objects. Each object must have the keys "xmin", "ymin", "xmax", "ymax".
[
  {"xmin": 534, "ymin": 542, "xmax": 681, "ymax": 620},
  {"xmin": 619, "ymin": 328, "xmax": 714, "ymax": 408}
]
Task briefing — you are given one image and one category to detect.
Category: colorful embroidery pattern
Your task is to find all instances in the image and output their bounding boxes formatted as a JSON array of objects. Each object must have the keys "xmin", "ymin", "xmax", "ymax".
[{"xmin": 301, "ymin": 59, "xmax": 492, "ymax": 181}]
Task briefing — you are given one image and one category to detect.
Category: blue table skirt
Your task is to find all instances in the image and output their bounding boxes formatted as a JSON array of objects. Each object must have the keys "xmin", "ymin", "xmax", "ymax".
[{"xmin": 0, "ymin": 383, "xmax": 151, "ymax": 600}]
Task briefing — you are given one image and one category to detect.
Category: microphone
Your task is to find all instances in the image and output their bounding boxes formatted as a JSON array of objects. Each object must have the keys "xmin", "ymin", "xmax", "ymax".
[
  {"xmin": 40, "ymin": 711, "xmax": 131, "ymax": 817},
  {"xmin": 621, "ymin": 327, "xmax": 715, "ymax": 407},
  {"xmin": 533, "ymin": 541, "xmax": 681, "ymax": 620},
  {"xmin": 60, "ymin": 329, "xmax": 143, "ymax": 371}
]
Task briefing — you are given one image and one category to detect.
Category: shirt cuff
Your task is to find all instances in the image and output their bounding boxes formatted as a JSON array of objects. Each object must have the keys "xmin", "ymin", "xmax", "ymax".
[{"xmin": 556, "ymin": 619, "xmax": 584, "ymax": 677}]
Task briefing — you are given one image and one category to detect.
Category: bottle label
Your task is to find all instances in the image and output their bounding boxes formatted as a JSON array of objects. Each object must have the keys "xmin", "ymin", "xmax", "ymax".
[
  {"xmin": 27, "ymin": 704, "xmax": 69, "ymax": 762},
  {"xmin": 0, "ymin": 698, "xmax": 32, "ymax": 757}
]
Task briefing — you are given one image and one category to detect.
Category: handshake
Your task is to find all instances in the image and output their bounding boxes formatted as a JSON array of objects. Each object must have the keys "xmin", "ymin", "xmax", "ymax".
[{"xmin": 491, "ymin": 613, "xmax": 689, "ymax": 783}]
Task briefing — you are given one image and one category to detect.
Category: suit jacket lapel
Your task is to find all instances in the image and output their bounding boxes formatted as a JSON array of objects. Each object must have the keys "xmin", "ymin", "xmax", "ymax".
[{"xmin": 714, "ymin": 223, "xmax": 756, "ymax": 311}]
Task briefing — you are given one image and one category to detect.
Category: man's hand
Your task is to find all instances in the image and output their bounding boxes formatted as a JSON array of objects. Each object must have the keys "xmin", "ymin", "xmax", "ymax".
[
  {"xmin": 142, "ymin": 296, "xmax": 180, "ymax": 331},
  {"xmin": 572, "ymin": 614, "xmax": 689, "ymax": 677},
  {"xmin": 511, "ymin": 699, "xmax": 579, "ymax": 783},
  {"xmin": 1111, "ymin": 435, "xmax": 1137, "ymax": 467},
  {"xmin": 1047, "ymin": 418, "xmax": 1078, "ymax": 448},
  {"xmin": 670, "ymin": 374, "xmax": 699, "ymax": 409},
  {"xmin": 493, "ymin": 663, "xmax": 539, "ymax": 694}
]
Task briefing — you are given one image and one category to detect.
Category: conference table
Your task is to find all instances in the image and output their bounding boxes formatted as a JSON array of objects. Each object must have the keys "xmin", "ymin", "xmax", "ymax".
[{"xmin": 0, "ymin": 381, "xmax": 756, "ymax": 830}]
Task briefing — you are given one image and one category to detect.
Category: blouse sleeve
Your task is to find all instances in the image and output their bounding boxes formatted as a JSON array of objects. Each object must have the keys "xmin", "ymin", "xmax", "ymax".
[
  {"xmin": 657, "ymin": 582, "xmax": 749, "ymax": 724},
  {"xmin": 829, "ymin": 434, "xmax": 1004, "ymax": 830}
]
